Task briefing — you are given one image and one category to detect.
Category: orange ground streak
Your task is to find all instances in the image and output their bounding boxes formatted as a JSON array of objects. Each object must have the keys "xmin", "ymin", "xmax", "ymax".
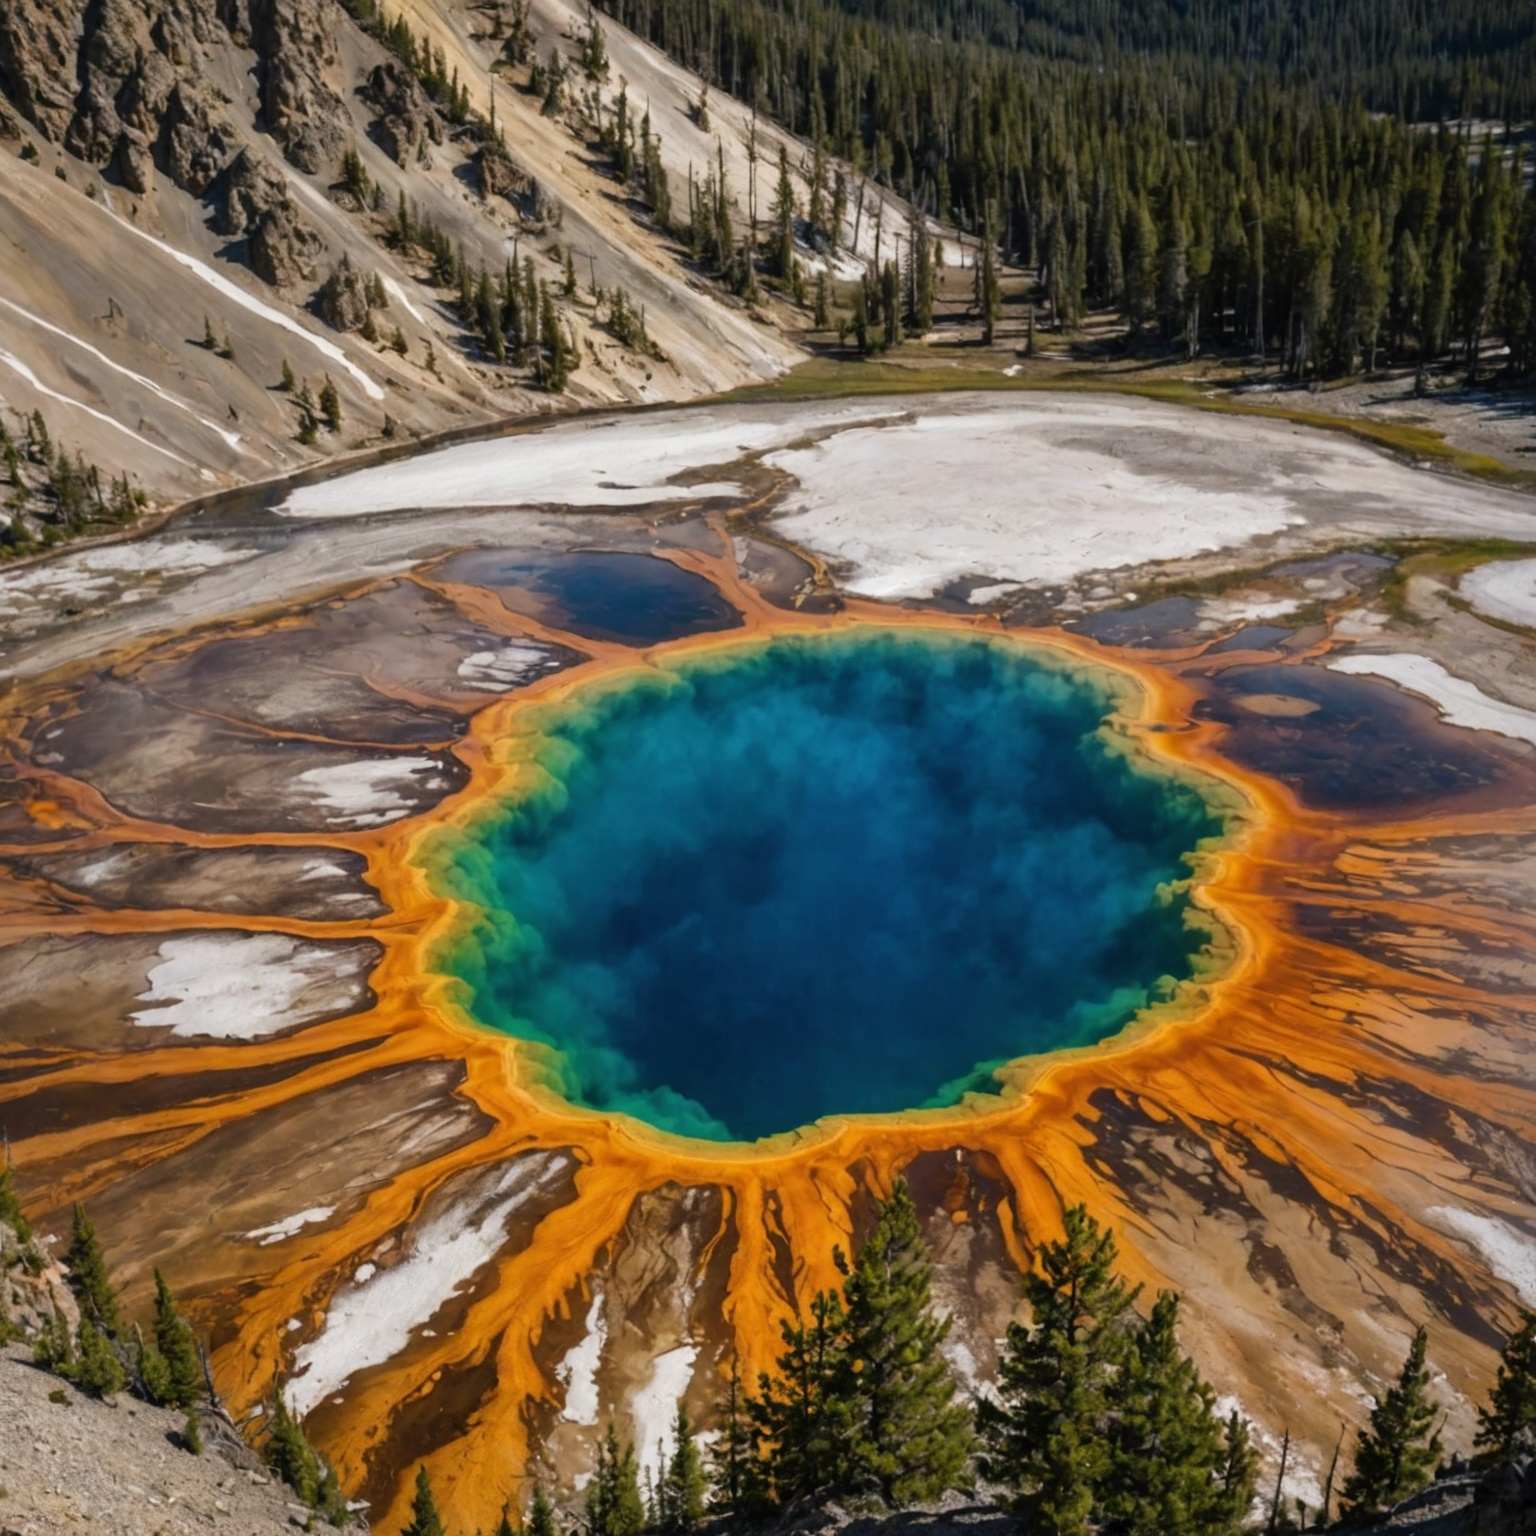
[{"xmin": 3, "ymin": 522, "xmax": 1533, "ymax": 1531}]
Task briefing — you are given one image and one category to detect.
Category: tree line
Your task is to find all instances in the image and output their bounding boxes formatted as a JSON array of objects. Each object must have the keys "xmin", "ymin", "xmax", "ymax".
[
  {"xmin": 589, "ymin": 0, "xmax": 1536, "ymax": 383},
  {"xmin": 398, "ymin": 1181, "xmax": 1536, "ymax": 1536}
]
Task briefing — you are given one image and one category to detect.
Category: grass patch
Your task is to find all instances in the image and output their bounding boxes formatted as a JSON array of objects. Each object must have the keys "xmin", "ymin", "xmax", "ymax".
[
  {"xmin": 718, "ymin": 357, "xmax": 1536, "ymax": 493},
  {"xmin": 1370, "ymin": 536, "xmax": 1535, "ymax": 625}
]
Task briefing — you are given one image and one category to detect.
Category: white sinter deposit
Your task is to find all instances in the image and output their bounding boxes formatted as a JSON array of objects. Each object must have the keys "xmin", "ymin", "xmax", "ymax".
[
  {"xmin": 1426, "ymin": 1206, "xmax": 1536, "ymax": 1306},
  {"xmin": 457, "ymin": 641, "xmax": 568, "ymax": 690},
  {"xmin": 1328, "ymin": 653, "xmax": 1536, "ymax": 748},
  {"xmin": 279, "ymin": 402, "xmax": 902, "ymax": 517},
  {"xmin": 131, "ymin": 933, "xmax": 365, "ymax": 1039},
  {"xmin": 287, "ymin": 1152, "xmax": 571, "ymax": 1418},
  {"xmin": 244, "ymin": 1207, "xmax": 336, "ymax": 1246},
  {"xmin": 631, "ymin": 1344, "xmax": 699, "ymax": 1480},
  {"xmin": 0, "ymin": 538, "xmax": 258, "ymax": 641},
  {"xmin": 1460, "ymin": 559, "xmax": 1536, "ymax": 628},
  {"xmin": 557, "ymin": 1290, "xmax": 607, "ymax": 1426},
  {"xmin": 290, "ymin": 757, "xmax": 448, "ymax": 828},
  {"xmin": 760, "ymin": 395, "xmax": 1536, "ymax": 600}
]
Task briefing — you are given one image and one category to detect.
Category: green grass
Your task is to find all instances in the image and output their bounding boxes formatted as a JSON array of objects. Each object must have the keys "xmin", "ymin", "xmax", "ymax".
[
  {"xmin": 717, "ymin": 357, "xmax": 1536, "ymax": 493},
  {"xmin": 1370, "ymin": 536, "xmax": 1536, "ymax": 625}
]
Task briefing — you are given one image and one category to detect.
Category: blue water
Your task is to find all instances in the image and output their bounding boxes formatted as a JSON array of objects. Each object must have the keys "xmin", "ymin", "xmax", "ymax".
[
  {"xmin": 423, "ymin": 632, "xmax": 1223, "ymax": 1142},
  {"xmin": 434, "ymin": 550, "xmax": 742, "ymax": 645}
]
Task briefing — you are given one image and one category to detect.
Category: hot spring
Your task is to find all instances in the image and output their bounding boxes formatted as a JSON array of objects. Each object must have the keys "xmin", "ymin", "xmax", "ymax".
[{"xmin": 421, "ymin": 630, "xmax": 1228, "ymax": 1143}]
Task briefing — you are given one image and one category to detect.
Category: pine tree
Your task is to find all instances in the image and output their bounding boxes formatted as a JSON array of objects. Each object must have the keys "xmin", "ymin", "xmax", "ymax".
[
  {"xmin": 770, "ymin": 145, "xmax": 796, "ymax": 280},
  {"xmin": 834, "ymin": 1180, "xmax": 973, "ymax": 1506},
  {"xmin": 814, "ymin": 268, "xmax": 831, "ymax": 329},
  {"xmin": 709, "ymin": 1358, "xmax": 756, "ymax": 1516},
  {"xmin": 1216, "ymin": 1410, "xmax": 1259, "ymax": 1533},
  {"xmin": 1475, "ymin": 1311, "xmax": 1536, "ymax": 1465},
  {"xmin": 134, "ymin": 1322, "xmax": 174, "ymax": 1405},
  {"xmin": 1102, "ymin": 1291, "xmax": 1228, "ymax": 1535},
  {"xmin": 65, "ymin": 1204, "xmax": 120, "ymax": 1337},
  {"xmin": 34, "ymin": 1304, "xmax": 75, "ymax": 1375},
  {"xmin": 526, "ymin": 1484, "xmax": 558, "ymax": 1536},
  {"xmin": 750, "ymin": 1287, "xmax": 850, "ymax": 1504},
  {"xmin": 266, "ymin": 1389, "xmax": 319, "ymax": 1505},
  {"xmin": 182, "ymin": 1406, "xmax": 204, "ymax": 1455},
  {"xmin": 319, "ymin": 377, "xmax": 342, "ymax": 432},
  {"xmin": 74, "ymin": 1315, "xmax": 126, "ymax": 1398},
  {"xmin": 279, "ymin": 357, "xmax": 296, "ymax": 392},
  {"xmin": 661, "ymin": 1403, "xmax": 707, "ymax": 1530},
  {"xmin": 1341, "ymin": 1326, "xmax": 1442, "ymax": 1520},
  {"xmin": 978, "ymin": 210, "xmax": 1001, "ymax": 345},
  {"xmin": 402, "ymin": 1465, "xmax": 446, "ymax": 1536},
  {"xmin": 0, "ymin": 1159, "xmax": 31, "ymax": 1244},
  {"xmin": 588, "ymin": 1422, "xmax": 646, "ymax": 1535},
  {"xmin": 979, "ymin": 1205, "xmax": 1139, "ymax": 1536},
  {"xmin": 152, "ymin": 1270, "xmax": 202, "ymax": 1410}
]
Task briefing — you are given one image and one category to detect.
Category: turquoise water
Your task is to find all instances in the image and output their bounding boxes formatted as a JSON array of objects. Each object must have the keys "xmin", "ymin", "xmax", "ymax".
[{"xmin": 423, "ymin": 632, "xmax": 1224, "ymax": 1142}]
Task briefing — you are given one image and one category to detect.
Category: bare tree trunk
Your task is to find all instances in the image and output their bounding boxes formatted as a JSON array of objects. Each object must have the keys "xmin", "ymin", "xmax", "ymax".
[{"xmin": 1267, "ymin": 1428, "xmax": 1291, "ymax": 1536}]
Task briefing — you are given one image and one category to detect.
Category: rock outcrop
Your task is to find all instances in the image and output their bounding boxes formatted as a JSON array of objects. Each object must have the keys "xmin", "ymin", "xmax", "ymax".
[
  {"xmin": 214, "ymin": 147, "xmax": 322, "ymax": 285},
  {"xmin": 361, "ymin": 58, "xmax": 441, "ymax": 168},
  {"xmin": 247, "ymin": 0, "xmax": 349, "ymax": 173}
]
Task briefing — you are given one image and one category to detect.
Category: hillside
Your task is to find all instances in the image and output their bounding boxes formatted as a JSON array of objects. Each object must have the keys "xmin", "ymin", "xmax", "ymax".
[{"xmin": 0, "ymin": 0, "xmax": 924, "ymax": 518}]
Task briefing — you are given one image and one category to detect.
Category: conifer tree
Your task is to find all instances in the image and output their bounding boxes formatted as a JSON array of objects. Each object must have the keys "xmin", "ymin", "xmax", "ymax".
[
  {"xmin": 834, "ymin": 1180, "xmax": 973, "ymax": 1506},
  {"xmin": 34, "ymin": 1304, "xmax": 75, "ymax": 1375},
  {"xmin": 660, "ymin": 1402, "xmax": 707, "ymax": 1530},
  {"xmin": 0, "ymin": 1159, "xmax": 31, "ymax": 1244},
  {"xmin": 1217, "ymin": 1409, "xmax": 1259, "ymax": 1532},
  {"xmin": 1102, "ymin": 1291, "xmax": 1229, "ymax": 1535},
  {"xmin": 978, "ymin": 210, "xmax": 1001, "ymax": 345},
  {"xmin": 588, "ymin": 1422, "xmax": 646, "ymax": 1535},
  {"xmin": 749, "ymin": 1287, "xmax": 850, "ymax": 1504},
  {"xmin": 266, "ymin": 1389, "xmax": 319, "ymax": 1505},
  {"xmin": 814, "ymin": 268, "xmax": 831, "ymax": 329},
  {"xmin": 74, "ymin": 1315, "xmax": 126, "ymax": 1398},
  {"xmin": 134, "ymin": 1322, "xmax": 174, "ymax": 1405},
  {"xmin": 65, "ymin": 1204, "xmax": 121, "ymax": 1337},
  {"xmin": 402, "ymin": 1465, "xmax": 446, "ymax": 1536},
  {"xmin": 526, "ymin": 1483, "xmax": 558, "ymax": 1536},
  {"xmin": 182, "ymin": 1406, "xmax": 204, "ymax": 1455},
  {"xmin": 319, "ymin": 377, "xmax": 343, "ymax": 432},
  {"xmin": 1340, "ymin": 1325, "xmax": 1442, "ymax": 1520},
  {"xmin": 279, "ymin": 357, "xmax": 296, "ymax": 392},
  {"xmin": 979, "ymin": 1205, "xmax": 1138, "ymax": 1536},
  {"xmin": 770, "ymin": 145, "xmax": 796, "ymax": 280},
  {"xmin": 709, "ymin": 1358, "xmax": 756, "ymax": 1517},
  {"xmin": 1475, "ymin": 1311, "xmax": 1536, "ymax": 1466},
  {"xmin": 152, "ymin": 1269, "xmax": 202, "ymax": 1410}
]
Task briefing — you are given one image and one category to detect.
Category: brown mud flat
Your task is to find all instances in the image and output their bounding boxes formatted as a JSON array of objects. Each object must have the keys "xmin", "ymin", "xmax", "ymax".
[{"xmin": 1, "ymin": 512, "xmax": 1535, "ymax": 1532}]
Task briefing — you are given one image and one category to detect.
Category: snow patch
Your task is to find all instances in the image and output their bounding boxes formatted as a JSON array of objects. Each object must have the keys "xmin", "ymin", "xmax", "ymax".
[
  {"xmin": 1426, "ymin": 1207, "xmax": 1536, "ymax": 1306},
  {"xmin": 105, "ymin": 211, "xmax": 385, "ymax": 401},
  {"xmin": 0, "ymin": 295, "xmax": 244, "ymax": 451},
  {"xmin": 0, "ymin": 348, "xmax": 194, "ymax": 466},
  {"xmin": 287, "ymin": 1153, "xmax": 570, "ymax": 1418},
  {"xmin": 381, "ymin": 276, "xmax": 431, "ymax": 327},
  {"xmin": 244, "ymin": 1207, "xmax": 335, "ymax": 1245},
  {"xmin": 131, "ymin": 933, "xmax": 358, "ymax": 1039},
  {"xmin": 1328, "ymin": 654, "xmax": 1536, "ymax": 747}
]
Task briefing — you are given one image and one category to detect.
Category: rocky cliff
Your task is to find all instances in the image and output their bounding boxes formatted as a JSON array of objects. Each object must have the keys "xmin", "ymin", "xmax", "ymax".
[{"xmin": 0, "ymin": 0, "xmax": 918, "ymax": 519}]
